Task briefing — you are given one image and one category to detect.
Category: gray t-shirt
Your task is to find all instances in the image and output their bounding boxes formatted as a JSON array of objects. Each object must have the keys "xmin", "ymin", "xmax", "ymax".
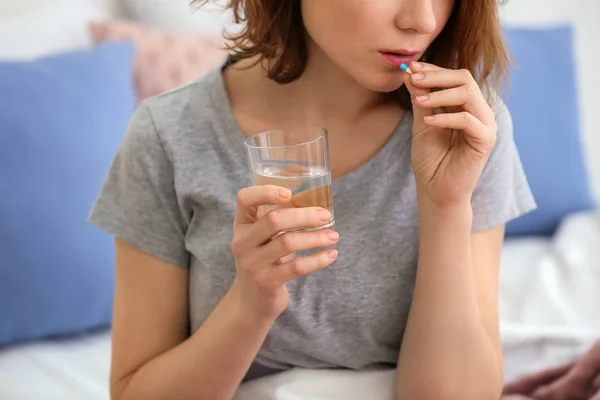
[{"xmin": 88, "ymin": 65, "xmax": 536, "ymax": 379}]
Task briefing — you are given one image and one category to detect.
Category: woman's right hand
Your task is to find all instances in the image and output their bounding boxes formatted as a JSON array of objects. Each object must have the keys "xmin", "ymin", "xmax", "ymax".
[{"xmin": 230, "ymin": 185, "xmax": 339, "ymax": 319}]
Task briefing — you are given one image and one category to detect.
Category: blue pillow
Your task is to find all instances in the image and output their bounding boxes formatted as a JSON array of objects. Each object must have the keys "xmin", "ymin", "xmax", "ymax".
[
  {"xmin": 0, "ymin": 43, "xmax": 135, "ymax": 346},
  {"xmin": 503, "ymin": 26, "xmax": 595, "ymax": 236}
]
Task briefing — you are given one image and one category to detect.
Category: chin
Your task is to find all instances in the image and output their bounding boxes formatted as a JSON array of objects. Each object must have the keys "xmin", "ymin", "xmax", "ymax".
[{"xmin": 353, "ymin": 71, "xmax": 406, "ymax": 93}]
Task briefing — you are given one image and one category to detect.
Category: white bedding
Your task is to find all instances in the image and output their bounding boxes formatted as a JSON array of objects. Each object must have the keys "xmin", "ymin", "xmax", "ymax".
[
  {"xmin": 499, "ymin": 211, "xmax": 600, "ymax": 381},
  {"xmin": 0, "ymin": 331, "xmax": 111, "ymax": 400},
  {"xmin": 1, "ymin": 211, "xmax": 599, "ymax": 399}
]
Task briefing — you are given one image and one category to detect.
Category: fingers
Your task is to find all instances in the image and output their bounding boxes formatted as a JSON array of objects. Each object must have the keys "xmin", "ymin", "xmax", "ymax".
[
  {"xmin": 271, "ymin": 249, "xmax": 338, "ymax": 283},
  {"xmin": 413, "ymin": 85, "xmax": 496, "ymax": 126},
  {"xmin": 530, "ymin": 359, "xmax": 600, "ymax": 400},
  {"xmin": 503, "ymin": 362, "xmax": 575, "ymax": 396},
  {"xmin": 529, "ymin": 384, "xmax": 554, "ymax": 399},
  {"xmin": 239, "ymin": 207, "xmax": 332, "ymax": 250},
  {"xmin": 409, "ymin": 64, "xmax": 476, "ymax": 90},
  {"xmin": 403, "ymin": 70, "xmax": 431, "ymax": 101},
  {"xmin": 523, "ymin": 362, "xmax": 576, "ymax": 391},
  {"xmin": 234, "ymin": 230, "xmax": 338, "ymax": 287},
  {"xmin": 423, "ymin": 111, "xmax": 494, "ymax": 152},
  {"xmin": 582, "ymin": 340, "xmax": 600, "ymax": 371},
  {"xmin": 593, "ymin": 373, "xmax": 600, "ymax": 391},
  {"xmin": 402, "ymin": 62, "xmax": 497, "ymax": 138},
  {"xmin": 258, "ymin": 229, "xmax": 339, "ymax": 261},
  {"xmin": 408, "ymin": 63, "xmax": 496, "ymax": 127},
  {"xmin": 409, "ymin": 61, "xmax": 443, "ymax": 72},
  {"xmin": 403, "ymin": 69, "xmax": 432, "ymax": 134},
  {"xmin": 235, "ymin": 185, "xmax": 292, "ymax": 224},
  {"xmin": 560, "ymin": 344, "xmax": 600, "ymax": 386}
]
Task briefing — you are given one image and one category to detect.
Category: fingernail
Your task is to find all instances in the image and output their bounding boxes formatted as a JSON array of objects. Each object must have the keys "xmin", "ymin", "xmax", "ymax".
[
  {"xmin": 279, "ymin": 189, "xmax": 290, "ymax": 198},
  {"xmin": 319, "ymin": 210, "xmax": 332, "ymax": 221},
  {"xmin": 412, "ymin": 72, "xmax": 425, "ymax": 81},
  {"xmin": 411, "ymin": 61, "xmax": 423, "ymax": 69},
  {"xmin": 328, "ymin": 250, "xmax": 338, "ymax": 259},
  {"xmin": 416, "ymin": 95, "xmax": 429, "ymax": 102},
  {"xmin": 532, "ymin": 387, "xmax": 549, "ymax": 398},
  {"xmin": 424, "ymin": 115, "xmax": 435, "ymax": 121},
  {"xmin": 328, "ymin": 231, "xmax": 339, "ymax": 241}
]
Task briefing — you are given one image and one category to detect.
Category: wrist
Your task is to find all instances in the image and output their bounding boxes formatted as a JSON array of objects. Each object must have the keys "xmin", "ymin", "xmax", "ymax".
[
  {"xmin": 415, "ymin": 181, "xmax": 475, "ymax": 212},
  {"xmin": 227, "ymin": 278, "xmax": 281, "ymax": 325},
  {"xmin": 417, "ymin": 194, "xmax": 473, "ymax": 226}
]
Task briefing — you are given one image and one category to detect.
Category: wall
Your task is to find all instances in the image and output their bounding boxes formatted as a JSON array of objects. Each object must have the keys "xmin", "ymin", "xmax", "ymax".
[{"xmin": 500, "ymin": 0, "xmax": 600, "ymax": 200}]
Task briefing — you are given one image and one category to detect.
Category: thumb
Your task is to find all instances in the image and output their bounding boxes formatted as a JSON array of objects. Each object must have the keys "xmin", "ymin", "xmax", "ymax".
[{"xmin": 403, "ymin": 71, "xmax": 432, "ymax": 132}]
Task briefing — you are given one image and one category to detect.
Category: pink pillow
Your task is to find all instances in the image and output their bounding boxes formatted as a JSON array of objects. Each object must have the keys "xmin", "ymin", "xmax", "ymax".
[{"xmin": 89, "ymin": 20, "xmax": 228, "ymax": 101}]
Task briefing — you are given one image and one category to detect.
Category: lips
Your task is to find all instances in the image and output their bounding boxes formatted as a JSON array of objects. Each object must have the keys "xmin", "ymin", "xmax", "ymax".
[{"xmin": 380, "ymin": 50, "xmax": 420, "ymax": 67}]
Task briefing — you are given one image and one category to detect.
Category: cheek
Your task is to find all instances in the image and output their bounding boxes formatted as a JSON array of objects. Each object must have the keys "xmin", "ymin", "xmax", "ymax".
[
  {"xmin": 301, "ymin": 2, "xmax": 401, "ymax": 92},
  {"xmin": 433, "ymin": 0, "xmax": 455, "ymax": 35},
  {"xmin": 301, "ymin": 0, "xmax": 343, "ymax": 35},
  {"xmin": 301, "ymin": 0, "xmax": 377, "ymax": 55}
]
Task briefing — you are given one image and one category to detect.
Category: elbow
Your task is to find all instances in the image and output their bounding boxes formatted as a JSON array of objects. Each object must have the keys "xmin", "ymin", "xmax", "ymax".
[
  {"xmin": 111, "ymin": 374, "xmax": 220, "ymax": 400},
  {"xmin": 110, "ymin": 376, "xmax": 134, "ymax": 400},
  {"xmin": 396, "ymin": 374, "xmax": 503, "ymax": 400},
  {"xmin": 397, "ymin": 386, "xmax": 502, "ymax": 400},
  {"xmin": 396, "ymin": 345, "xmax": 504, "ymax": 400},
  {"xmin": 110, "ymin": 374, "xmax": 152, "ymax": 400},
  {"xmin": 110, "ymin": 374, "xmax": 129, "ymax": 400}
]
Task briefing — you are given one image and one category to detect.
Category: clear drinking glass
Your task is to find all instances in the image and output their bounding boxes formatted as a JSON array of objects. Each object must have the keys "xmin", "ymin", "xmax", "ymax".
[{"xmin": 244, "ymin": 127, "xmax": 335, "ymax": 232}]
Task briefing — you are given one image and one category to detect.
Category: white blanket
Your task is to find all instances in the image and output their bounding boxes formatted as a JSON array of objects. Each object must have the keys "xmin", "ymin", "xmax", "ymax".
[
  {"xmin": 1, "ymin": 212, "xmax": 599, "ymax": 400},
  {"xmin": 500, "ymin": 211, "xmax": 600, "ymax": 381}
]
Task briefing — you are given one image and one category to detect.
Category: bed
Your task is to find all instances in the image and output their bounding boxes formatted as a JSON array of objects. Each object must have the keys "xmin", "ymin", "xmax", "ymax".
[{"xmin": 1, "ymin": 212, "xmax": 599, "ymax": 399}]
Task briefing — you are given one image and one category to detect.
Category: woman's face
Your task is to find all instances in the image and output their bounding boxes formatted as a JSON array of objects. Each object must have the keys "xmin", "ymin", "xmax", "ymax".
[{"xmin": 301, "ymin": 0, "xmax": 455, "ymax": 92}]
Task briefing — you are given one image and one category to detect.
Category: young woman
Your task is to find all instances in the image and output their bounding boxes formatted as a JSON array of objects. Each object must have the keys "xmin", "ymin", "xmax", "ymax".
[{"xmin": 89, "ymin": 0, "xmax": 536, "ymax": 399}]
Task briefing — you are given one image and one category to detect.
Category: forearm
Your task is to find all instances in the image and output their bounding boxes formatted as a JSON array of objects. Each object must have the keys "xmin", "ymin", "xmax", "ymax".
[
  {"xmin": 116, "ymin": 280, "xmax": 275, "ymax": 400},
  {"xmin": 397, "ymin": 198, "xmax": 502, "ymax": 400}
]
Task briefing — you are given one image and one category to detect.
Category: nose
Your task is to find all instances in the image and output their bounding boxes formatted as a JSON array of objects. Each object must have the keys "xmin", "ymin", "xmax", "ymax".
[{"xmin": 395, "ymin": 0, "xmax": 437, "ymax": 34}]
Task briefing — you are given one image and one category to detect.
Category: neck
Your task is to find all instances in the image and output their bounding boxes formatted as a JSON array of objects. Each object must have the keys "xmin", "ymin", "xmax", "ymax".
[
  {"xmin": 289, "ymin": 41, "xmax": 393, "ymax": 122},
  {"xmin": 230, "ymin": 41, "xmax": 396, "ymax": 128}
]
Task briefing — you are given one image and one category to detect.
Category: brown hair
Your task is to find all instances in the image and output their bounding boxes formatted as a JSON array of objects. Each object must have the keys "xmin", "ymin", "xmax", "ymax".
[{"xmin": 193, "ymin": 0, "xmax": 509, "ymax": 106}]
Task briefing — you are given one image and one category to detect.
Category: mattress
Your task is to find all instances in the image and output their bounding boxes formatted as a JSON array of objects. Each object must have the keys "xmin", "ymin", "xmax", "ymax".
[{"xmin": 1, "ymin": 211, "xmax": 599, "ymax": 399}]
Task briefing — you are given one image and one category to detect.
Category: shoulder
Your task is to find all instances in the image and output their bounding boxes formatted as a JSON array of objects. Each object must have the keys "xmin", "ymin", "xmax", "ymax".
[
  {"xmin": 124, "ymin": 67, "xmax": 229, "ymax": 158},
  {"xmin": 488, "ymin": 92, "xmax": 513, "ymax": 140},
  {"xmin": 479, "ymin": 92, "xmax": 517, "ymax": 174},
  {"xmin": 483, "ymin": 92, "xmax": 515, "ymax": 164},
  {"xmin": 470, "ymin": 90, "xmax": 536, "ymax": 231},
  {"xmin": 144, "ymin": 67, "xmax": 225, "ymax": 134}
]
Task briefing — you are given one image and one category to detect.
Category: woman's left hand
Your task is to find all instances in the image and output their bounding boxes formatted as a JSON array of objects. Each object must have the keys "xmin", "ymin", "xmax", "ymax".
[{"xmin": 404, "ymin": 61, "xmax": 497, "ymax": 208}]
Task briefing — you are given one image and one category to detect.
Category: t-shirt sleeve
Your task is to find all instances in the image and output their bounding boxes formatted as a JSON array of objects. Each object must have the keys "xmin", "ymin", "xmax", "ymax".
[
  {"xmin": 471, "ymin": 97, "xmax": 537, "ymax": 232},
  {"xmin": 88, "ymin": 102, "xmax": 190, "ymax": 267}
]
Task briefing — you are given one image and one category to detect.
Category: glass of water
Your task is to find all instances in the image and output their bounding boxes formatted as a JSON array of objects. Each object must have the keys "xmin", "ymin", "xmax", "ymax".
[{"xmin": 244, "ymin": 127, "xmax": 334, "ymax": 231}]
